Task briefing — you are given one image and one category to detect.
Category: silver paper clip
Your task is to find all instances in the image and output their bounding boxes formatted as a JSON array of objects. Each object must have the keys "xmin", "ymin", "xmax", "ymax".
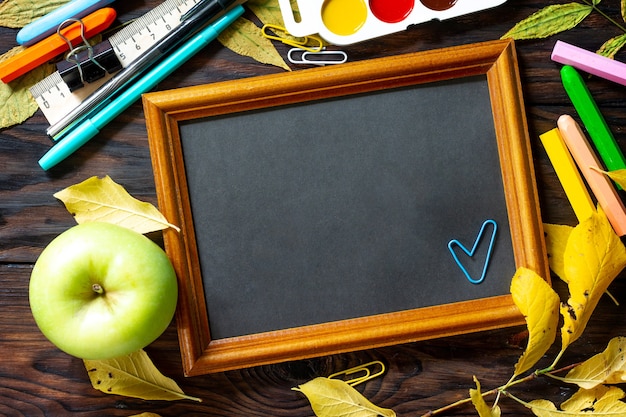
[
  {"xmin": 288, "ymin": 48, "xmax": 347, "ymax": 66},
  {"xmin": 57, "ymin": 18, "xmax": 106, "ymax": 87}
]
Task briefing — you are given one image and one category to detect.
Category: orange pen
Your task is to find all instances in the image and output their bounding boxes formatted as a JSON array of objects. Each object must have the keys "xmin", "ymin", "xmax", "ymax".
[{"xmin": 0, "ymin": 7, "xmax": 117, "ymax": 84}]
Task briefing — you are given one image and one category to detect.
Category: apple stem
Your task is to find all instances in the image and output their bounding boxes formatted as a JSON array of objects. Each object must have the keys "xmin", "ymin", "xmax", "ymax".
[{"xmin": 92, "ymin": 283, "xmax": 104, "ymax": 295}]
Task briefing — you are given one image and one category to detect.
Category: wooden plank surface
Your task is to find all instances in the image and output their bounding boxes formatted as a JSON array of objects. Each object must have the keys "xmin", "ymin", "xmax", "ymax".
[{"xmin": 2, "ymin": 0, "xmax": 626, "ymax": 415}]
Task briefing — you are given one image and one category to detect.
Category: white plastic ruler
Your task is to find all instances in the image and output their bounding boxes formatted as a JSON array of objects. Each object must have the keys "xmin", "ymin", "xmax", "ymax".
[{"xmin": 30, "ymin": 0, "xmax": 201, "ymax": 125}]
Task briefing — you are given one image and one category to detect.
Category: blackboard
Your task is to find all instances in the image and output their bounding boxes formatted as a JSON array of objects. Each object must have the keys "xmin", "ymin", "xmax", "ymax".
[
  {"xmin": 180, "ymin": 77, "xmax": 515, "ymax": 340},
  {"xmin": 144, "ymin": 38, "xmax": 549, "ymax": 376}
]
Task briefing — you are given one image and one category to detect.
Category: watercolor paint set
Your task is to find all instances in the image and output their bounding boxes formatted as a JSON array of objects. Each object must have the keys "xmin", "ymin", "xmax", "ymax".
[{"xmin": 278, "ymin": 0, "xmax": 507, "ymax": 45}]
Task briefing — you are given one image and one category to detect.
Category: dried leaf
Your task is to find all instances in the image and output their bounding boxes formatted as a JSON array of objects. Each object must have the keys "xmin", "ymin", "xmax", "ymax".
[
  {"xmin": 130, "ymin": 414, "xmax": 162, "ymax": 417},
  {"xmin": 218, "ymin": 17, "xmax": 290, "ymax": 71},
  {"xmin": 293, "ymin": 377, "xmax": 396, "ymax": 417},
  {"xmin": 84, "ymin": 350, "xmax": 201, "ymax": 402},
  {"xmin": 470, "ymin": 376, "xmax": 501, "ymax": 417},
  {"xmin": 563, "ymin": 337, "xmax": 626, "ymax": 389},
  {"xmin": 53, "ymin": 175, "xmax": 180, "ymax": 234},
  {"xmin": 501, "ymin": 3, "xmax": 593, "ymax": 40},
  {"xmin": 544, "ymin": 223, "xmax": 575, "ymax": 282},
  {"xmin": 560, "ymin": 208, "xmax": 626, "ymax": 352},
  {"xmin": 528, "ymin": 386, "xmax": 626, "ymax": 416},
  {"xmin": 0, "ymin": 0, "xmax": 71, "ymax": 28},
  {"xmin": 597, "ymin": 33, "xmax": 626, "ymax": 58},
  {"xmin": 0, "ymin": 46, "xmax": 54, "ymax": 128},
  {"xmin": 510, "ymin": 267, "xmax": 560, "ymax": 377}
]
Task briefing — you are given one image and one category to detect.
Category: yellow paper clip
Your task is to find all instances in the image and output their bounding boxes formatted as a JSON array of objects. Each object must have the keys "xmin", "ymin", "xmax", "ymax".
[
  {"xmin": 328, "ymin": 360, "xmax": 386, "ymax": 387},
  {"xmin": 261, "ymin": 23, "xmax": 323, "ymax": 53}
]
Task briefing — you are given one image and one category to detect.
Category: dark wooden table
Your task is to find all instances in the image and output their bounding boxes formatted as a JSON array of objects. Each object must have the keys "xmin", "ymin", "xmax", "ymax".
[{"xmin": 2, "ymin": 0, "xmax": 626, "ymax": 415}]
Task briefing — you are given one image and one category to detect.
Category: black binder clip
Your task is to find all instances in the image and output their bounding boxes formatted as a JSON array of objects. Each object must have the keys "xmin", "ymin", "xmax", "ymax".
[{"xmin": 55, "ymin": 18, "xmax": 122, "ymax": 92}]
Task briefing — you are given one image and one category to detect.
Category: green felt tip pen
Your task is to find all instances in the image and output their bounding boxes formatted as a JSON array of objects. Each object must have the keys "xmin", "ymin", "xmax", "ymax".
[{"xmin": 561, "ymin": 65, "xmax": 626, "ymax": 174}]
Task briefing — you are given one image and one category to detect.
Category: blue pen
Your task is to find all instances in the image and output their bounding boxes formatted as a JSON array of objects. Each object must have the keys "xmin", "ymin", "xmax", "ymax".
[
  {"xmin": 17, "ymin": 0, "xmax": 117, "ymax": 46},
  {"xmin": 39, "ymin": 5, "xmax": 244, "ymax": 171}
]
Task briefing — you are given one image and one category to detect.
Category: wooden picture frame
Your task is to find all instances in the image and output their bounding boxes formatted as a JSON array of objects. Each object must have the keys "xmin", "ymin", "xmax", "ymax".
[{"xmin": 143, "ymin": 38, "xmax": 549, "ymax": 376}]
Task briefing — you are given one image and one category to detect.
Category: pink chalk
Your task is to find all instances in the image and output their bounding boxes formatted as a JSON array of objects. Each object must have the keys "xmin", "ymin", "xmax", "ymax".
[
  {"xmin": 552, "ymin": 40, "xmax": 626, "ymax": 87},
  {"xmin": 557, "ymin": 114, "xmax": 626, "ymax": 236}
]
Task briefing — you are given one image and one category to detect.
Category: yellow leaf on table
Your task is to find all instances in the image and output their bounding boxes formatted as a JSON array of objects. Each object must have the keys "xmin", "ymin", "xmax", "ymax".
[
  {"xmin": 560, "ymin": 208, "xmax": 626, "ymax": 352},
  {"xmin": 501, "ymin": 3, "xmax": 592, "ymax": 40},
  {"xmin": 0, "ymin": 46, "xmax": 55, "ymax": 129},
  {"xmin": 53, "ymin": 176, "xmax": 180, "ymax": 234},
  {"xmin": 84, "ymin": 349, "xmax": 201, "ymax": 402},
  {"xmin": 563, "ymin": 337, "xmax": 626, "ymax": 389},
  {"xmin": 510, "ymin": 267, "xmax": 560, "ymax": 377},
  {"xmin": 0, "ymin": 0, "xmax": 71, "ymax": 28},
  {"xmin": 218, "ymin": 17, "xmax": 290, "ymax": 71},
  {"xmin": 130, "ymin": 414, "xmax": 162, "ymax": 417},
  {"xmin": 528, "ymin": 386, "xmax": 626, "ymax": 416},
  {"xmin": 470, "ymin": 376, "xmax": 501, "ymax": 417},
  {"xmin": 293, "ymin": 377, "xmax": 396, "ymax": 417},
  {"xmin": 543, "ymin": 223, "xmax": 574, "ymax": 283}
]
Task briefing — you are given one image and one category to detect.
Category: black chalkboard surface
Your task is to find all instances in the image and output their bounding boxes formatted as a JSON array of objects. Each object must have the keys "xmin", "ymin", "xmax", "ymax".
[
  {"xmin": 180, "ymin": 76, "xmax": 515, "ymax": 340},
  {"xmin": 144, "ymin": 38, "xmax": 549, "ymax": 375}
]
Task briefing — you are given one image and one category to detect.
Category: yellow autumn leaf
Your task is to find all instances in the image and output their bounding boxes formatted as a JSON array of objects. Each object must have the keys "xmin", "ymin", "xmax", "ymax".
[
  {"xmin": 84, "ymin": 349, "xmax": 201, "ymax": 402},
  {"xmin": 470, "ymin": 376, "xmax": 501, "ymax": 417},
  {"xmin": 510, "ymin": 267, "xmax": 560, "ymax": 377},
  {"xmin": 543, "ymin": 223, "xmax": 575, "ymax": 283},
  {"xmin": 130, "ymin": 414, "xmax": 162, "ymax": 417},
  {"xmin": 0, "ymin": 0, "xmax": 71, "ymax": 28},
  {"xmin": 0, "ymin": 46, "xmax": 54, "ymax": 128},
  {"xmin": 218, "ymin": 17, "xmax": 290, "ymax": 71},
  {"xmin": 293, "ymin": 377, "xmax": 396, "ymax": 417},
  {"xmin": 54, "ymin": 176, "xmax": 180, "ymax": 234},
  {"xmin": 560, "ymin": 208, "xmax": 626, "ymax": 353},
  {"xmin": 562, "ymin": 337, "xmax": 626, "ymax": 389},
  {"xmin": 527, "ymin": 386, "xmax": 626, "ymax": 416},
  {"xmin": 501, "ymin": 3, "xmax": 593, "ymax": 40}
]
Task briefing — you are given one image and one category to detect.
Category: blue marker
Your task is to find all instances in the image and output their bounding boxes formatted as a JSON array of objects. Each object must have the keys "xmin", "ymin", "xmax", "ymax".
[
  {"xmin": 17, "ymin": 0, "xmax": 117, "ymax": 46},
  {"xmin": 39, "ymin": 5, "xmax": 244, "ymax": 171}
]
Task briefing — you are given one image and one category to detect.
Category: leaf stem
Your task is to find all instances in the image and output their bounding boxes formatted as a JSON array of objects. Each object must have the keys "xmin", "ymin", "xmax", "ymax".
[
  {"xmin": 581, "ymin": 0, "xmax": 626, "ymax": 33},
  {"xmin": 418, "ymin": 363, "xmax": 582, "ymax": 417}
]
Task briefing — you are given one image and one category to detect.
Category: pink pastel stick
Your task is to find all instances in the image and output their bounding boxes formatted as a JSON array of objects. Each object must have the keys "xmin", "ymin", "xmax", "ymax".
[
  {"xmin": 552, "ymin": 40, "xmax": 626, "ymax": 87},
  {"xmin": 557, "ymin": 114, "xmax": 626, "ymax": 236}
]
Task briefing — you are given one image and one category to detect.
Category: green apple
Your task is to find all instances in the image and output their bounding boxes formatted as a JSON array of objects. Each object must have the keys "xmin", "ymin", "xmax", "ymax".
[{"xmin": 29, "ymin": 222, "xmax": 178, "ymax": 360}]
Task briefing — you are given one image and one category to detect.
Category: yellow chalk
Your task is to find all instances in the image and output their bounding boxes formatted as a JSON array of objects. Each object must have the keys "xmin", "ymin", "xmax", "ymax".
[{"xmin": 540, "ymin": 127, "xmax": 595, "ymax": 222}]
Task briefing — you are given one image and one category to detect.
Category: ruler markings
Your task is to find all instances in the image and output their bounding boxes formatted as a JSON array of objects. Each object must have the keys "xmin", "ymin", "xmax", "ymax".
[{"xmin": 31, "ymin": 0, "xmax": 200, "ymax": 125}]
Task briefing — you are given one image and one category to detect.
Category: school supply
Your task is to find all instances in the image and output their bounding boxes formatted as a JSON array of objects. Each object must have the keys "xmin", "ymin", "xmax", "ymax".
[
  {"xmin": 552, "ymin": 40, "xmax": 626, "ymax": 87},
  {"xmin": 0, "ymin": 8, "xmax": 116, "ymax": 84},
  {"xmin": 277, "ymin": 0, "xmax": 507, "ymax": 45},
  {"xmin": 17, "ymin": 0, "xmax": 116, "ymax": 46},
  {"xmin": 38, "ymin": 5, "xmax": 244, "ymax": 171},
  {"xmin": 29, "ymin": 0, "xmax": 229, "ymax": 128}
]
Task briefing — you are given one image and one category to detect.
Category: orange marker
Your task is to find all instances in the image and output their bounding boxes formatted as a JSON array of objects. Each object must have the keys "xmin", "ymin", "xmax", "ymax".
[{"xmin": 0, "ymin": 8, "xmax": 117, "ymax": 84}]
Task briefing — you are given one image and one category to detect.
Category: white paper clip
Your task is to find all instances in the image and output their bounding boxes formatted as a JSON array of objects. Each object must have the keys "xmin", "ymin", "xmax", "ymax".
[{"xmin": 288, "ymin": 48, "xmax": 347, "ymax": 66}]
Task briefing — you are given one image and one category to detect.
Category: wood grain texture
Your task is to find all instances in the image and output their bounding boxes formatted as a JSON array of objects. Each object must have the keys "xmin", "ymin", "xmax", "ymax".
[{"xmin": 3, "ymin": 0, "xmax": 626, "ymax": 415}]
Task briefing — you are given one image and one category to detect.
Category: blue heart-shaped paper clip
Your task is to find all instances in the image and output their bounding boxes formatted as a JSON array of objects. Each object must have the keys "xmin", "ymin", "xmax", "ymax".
[{"xmin": 447, "ymin": 219, "xmax": 498, "ymax": 285}]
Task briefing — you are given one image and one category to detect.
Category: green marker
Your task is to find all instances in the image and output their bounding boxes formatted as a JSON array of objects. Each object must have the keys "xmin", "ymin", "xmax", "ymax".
[{"xmin": 561, "ymin": 65, "xmax": 626, "ymax": 175}]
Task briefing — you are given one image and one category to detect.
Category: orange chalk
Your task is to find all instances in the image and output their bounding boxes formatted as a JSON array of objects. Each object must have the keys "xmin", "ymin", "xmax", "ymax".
[
  {"xmin": 0, "ymin": 8, "xmax": 116, "ymax": 83},
  {"xmin": 558, "ymin": 114, "xmax": 626, "ymax": 236}
]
